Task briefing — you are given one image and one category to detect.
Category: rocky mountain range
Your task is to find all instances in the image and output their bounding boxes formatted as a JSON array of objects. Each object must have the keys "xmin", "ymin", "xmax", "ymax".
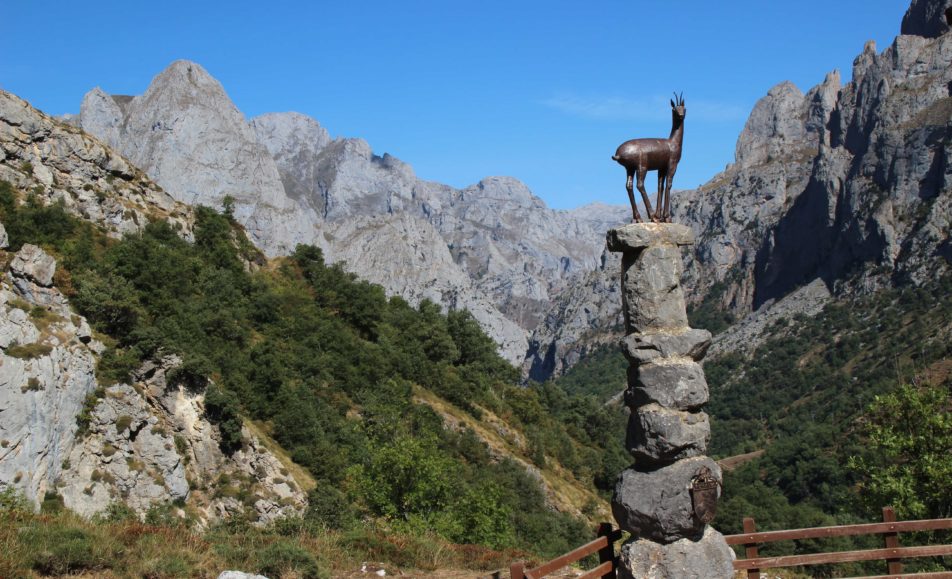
[
  {"xmin": 525, "ymin": 0, "xmax": 951, "ymax": 379},
  {"xmin": 77, "ymin": 66, "xmax": 627, "ymax": 364}
]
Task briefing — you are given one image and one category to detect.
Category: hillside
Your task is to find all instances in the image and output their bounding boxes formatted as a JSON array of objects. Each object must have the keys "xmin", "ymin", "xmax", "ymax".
[{"xmin": 0, "ymin": 89, "xmax": 628, "ymax": 576}]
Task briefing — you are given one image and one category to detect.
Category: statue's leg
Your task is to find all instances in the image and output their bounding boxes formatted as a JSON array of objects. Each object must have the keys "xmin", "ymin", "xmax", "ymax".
[
  {"xmin": 656, "ymin": 170, "xmax": 666, "ymax": 222},
  {"xmin": 626, "ymin": 172, "xmax": 641, "ymax": 222},
  {"xmin": 636, "ymin": 169, "xmax": 655, "ymax": 222},
  {"xmin": 664, "ymin": 163, "xmax": 678, "ymax": 222}
]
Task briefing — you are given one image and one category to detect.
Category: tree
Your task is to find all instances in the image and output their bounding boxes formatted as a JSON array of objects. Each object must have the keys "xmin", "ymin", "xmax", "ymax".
[{"xmin": 848, "ymin": 381, "xmax": 952, "ymax": 519}]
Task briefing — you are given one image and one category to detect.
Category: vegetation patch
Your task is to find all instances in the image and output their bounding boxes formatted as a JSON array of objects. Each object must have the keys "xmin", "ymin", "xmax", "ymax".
[{"xmin": 6, "ymin": 342, "xmax": 53, "ymax": 359}]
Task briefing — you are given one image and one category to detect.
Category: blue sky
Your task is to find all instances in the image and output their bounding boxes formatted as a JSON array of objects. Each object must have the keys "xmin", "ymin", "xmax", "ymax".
[{"xmin": 2, "ymin": 1, "xmax": 910, "ymax": 209}]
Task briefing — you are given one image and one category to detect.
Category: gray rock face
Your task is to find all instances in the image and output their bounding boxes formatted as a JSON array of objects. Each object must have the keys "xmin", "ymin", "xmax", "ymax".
[
  {"xmin": 59, "ymin": 356, "xmax": 307, "ymax": 524},
  {"xmin": 617, "ymin": 526, "xmax": 735, "ymax": 579},
  {"xmin": 0, "ymin": 258, "xmax": 100, "ymax": 506},
  {"xmin": 626, "ymin": 405, "xmax": 710, "ymax": 464},
  {"xmin": 217, "ymin": 573, "xmax": 270, "ymax": 579},
  {"xmin": 611, "ymin": 457, "xmax": 722, "ymax": 543},
  {"xmin": 0, "ymin": 89, "xmax": 192, "ymax": 240},
  {"xmin": 10, "ymin": 244, "xmax": 56, "ymax": 287},
  {"xmin": 79, "ymin": 61, "xmax": 311, "ymax": 257},
  {"xmin": 901, "ymin": 0, "xmax": 952, "ymax": 38},
  {"xmin": 0, "ymin": 234, "xmax": 304, "ymax": 524}
]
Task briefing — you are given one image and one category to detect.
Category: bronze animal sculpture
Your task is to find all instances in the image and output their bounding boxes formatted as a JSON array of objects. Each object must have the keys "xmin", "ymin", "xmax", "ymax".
[{"xmin": 612, "ymin": 93, "xmax": 686, "ymax": 223}]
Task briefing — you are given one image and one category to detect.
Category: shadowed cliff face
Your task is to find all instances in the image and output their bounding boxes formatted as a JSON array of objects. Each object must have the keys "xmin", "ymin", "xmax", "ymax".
[{"xmin": 525, "ymin": 0, "xmax": 952, "ymax": 381}]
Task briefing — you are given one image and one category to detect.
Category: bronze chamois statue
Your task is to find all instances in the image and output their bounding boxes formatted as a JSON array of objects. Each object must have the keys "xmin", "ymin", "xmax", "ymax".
[{"xmin": 612, "ymin": 93, "xmax": 686, "ymax": 223}]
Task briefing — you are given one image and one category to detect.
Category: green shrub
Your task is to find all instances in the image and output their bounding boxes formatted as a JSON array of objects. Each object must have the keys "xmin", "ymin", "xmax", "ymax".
[
  {"xmin": 305, "ymin": 486, "xmax": 357, "ymax": 530},
  {"xmin": 115, "ymin": 415, "xmax": 133, "ymax": 433},
  {"xmin": 204, "ymin": 385, "xmax": 243, "ymax": 454},
  {"xmin": 27, "ymin": 525, "xmax": 112, "ymax": 575},
  {"xmin": 0, "ymin": 486, "xmax": 31, "ymax": 513},
  {"xmin": 40, "ymin": 491, "xmax": 65, "ymax": 514},
  {"xmin": 256, "ymin": 540, "xmax": 327, "ymax": 579},
  {"xmin": 21, "ymin": 377, "xmax": 43, "ymax": 393}
]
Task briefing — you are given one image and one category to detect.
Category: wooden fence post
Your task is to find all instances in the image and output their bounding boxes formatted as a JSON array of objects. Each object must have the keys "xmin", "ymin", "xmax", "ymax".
[
  {"xmin": 597, "ymin": 522, "xmax": 617, "ymax": 579},
  {"xmin": 743, "ymin": 517, "xmax": 761, "ymax": 579},
  {"xmin": 510, "ymin": 561, "xmax": 525, "ymax": 579},
  {"xmin": 882, "ymin": 506, "xmax": 903, "ymax": 575}
]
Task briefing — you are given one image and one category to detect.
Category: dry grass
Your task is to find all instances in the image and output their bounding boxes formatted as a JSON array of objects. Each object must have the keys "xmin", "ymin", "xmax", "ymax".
[{"xmin": 0, "ymin": 507, "xmax": 526, "ymax": 578}]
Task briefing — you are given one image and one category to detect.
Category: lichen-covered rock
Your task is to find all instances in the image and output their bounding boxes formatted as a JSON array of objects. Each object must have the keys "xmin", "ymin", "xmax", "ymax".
[
  {"xmin": 617, "ymin": 526, "xmax": 734, "ymax": 579},
  {"xmin": 58, "ymin": 383, "xmax": 189, "ymax": 517},
  {"xmin": 625, "ymin": 405, "xmax": 710, "ymax": 464},
  {"xmin": 628, "ymin": 359, "xmax": 709, "ymax": 410},
  {"xmin": 612, "ymin": 457, "xmax": 722, "ymax": 543},
  {"xmin": 217, "ymin": 572, "xmax": 270, "ymax": 579}
]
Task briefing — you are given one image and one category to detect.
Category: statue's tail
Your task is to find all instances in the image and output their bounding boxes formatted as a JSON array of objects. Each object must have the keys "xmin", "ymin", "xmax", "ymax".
[{"xmin": 611, "ymin": 154, "xmax": 620, "ymax": 161}]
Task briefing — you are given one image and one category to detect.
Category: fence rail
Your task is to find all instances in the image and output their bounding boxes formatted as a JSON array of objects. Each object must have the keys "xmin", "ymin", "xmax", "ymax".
[
  {"xmin": 510, "ymin": 523, "xmax": 622, "ymax": 579},
  {"xmin": 724, "ymin": 507, "xmax": 952, "ymax": 578}
]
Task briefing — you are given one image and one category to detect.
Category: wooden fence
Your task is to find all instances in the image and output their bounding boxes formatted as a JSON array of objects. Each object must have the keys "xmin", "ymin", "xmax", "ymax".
[
  {"xmin": 509, "ymin": 523, "xmax": 621, "ymax": 579},
  {"xmin": 724, "ymin": 507, "xmax": 952, "ymax": 578},
  {"xmin": 508, "ymin": 508, "xmax": 952, "ymax": 578}
]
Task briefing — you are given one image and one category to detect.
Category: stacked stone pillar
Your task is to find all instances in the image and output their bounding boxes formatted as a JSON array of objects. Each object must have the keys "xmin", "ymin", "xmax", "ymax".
[{"xmin": 606, "ymin": 223, "xmax": 734, "ymax": 579}]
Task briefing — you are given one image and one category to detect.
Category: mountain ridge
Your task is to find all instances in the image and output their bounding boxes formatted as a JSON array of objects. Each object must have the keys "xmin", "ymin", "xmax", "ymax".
[{"xmin": 77, "ymin": 63, "xmax": 628, "ymax": 365}]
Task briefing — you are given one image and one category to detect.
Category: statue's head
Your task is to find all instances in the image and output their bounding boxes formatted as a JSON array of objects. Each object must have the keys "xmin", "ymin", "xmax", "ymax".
[{"xmin": 670, "ymin": 92, "xmax": 686, "ymax": 120}]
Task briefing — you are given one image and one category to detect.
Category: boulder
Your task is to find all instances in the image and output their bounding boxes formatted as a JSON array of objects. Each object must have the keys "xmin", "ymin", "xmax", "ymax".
[
  {"xmin": 627, "ymin": 359, "xmax": 710, "ymax": 410},
  {"xmin": 10, "ymin": 244, "xmax": 56, "ymax": 287},
  {"xmin": 617, "ymin": 526, "xmax": 735, "ymax": 579},
  {"xmin": 620, "ymin": 328, "xmax": 712, "ymax": 364},
  {"xmin": 619, "ymin": 244, "xmax": 689, "ymax": 333},
  {"xmin": 612, "ymin": 457, "xmax": 722, "ymax": 543},
  {"xmin": 625, "ymin": 405, "xmax": 710, "ymax": 464}
]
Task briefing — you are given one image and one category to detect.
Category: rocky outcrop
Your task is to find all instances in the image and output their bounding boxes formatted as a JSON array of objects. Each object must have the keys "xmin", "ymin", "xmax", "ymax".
[
  {"xmin": 0, "ymin": 246, "xmax": 100, "ymax": 505},
  {"xmin": 0, "ymin": 245, "xmax": 305, "ymax": 524},
  {"xmin": 58, "ymin": 357, "xmax": 307, "ymax": 525},
  {"xmin": 0, "ymin": 90, "xmax": 191, "ymax": 239}
]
